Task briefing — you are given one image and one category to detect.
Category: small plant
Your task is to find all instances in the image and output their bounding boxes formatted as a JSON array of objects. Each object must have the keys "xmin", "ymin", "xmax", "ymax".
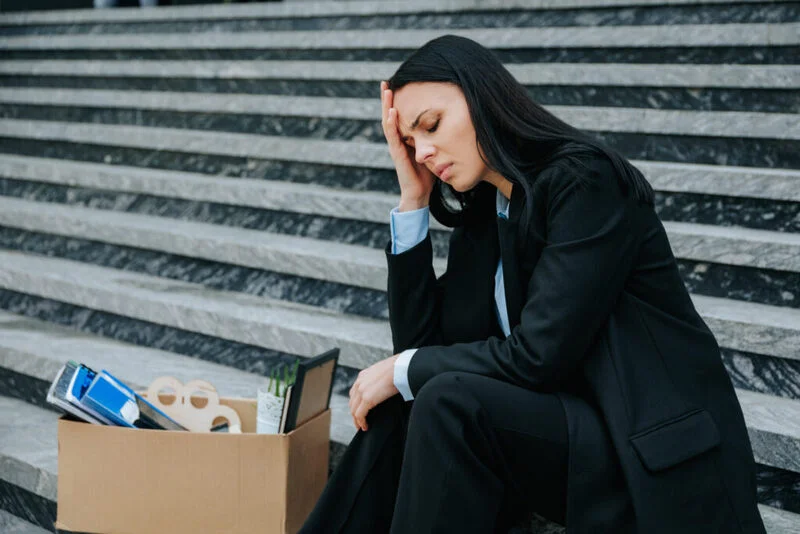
[{"xmin": 266, "ymin": 360, "xmax": 300, "ymax": 399}]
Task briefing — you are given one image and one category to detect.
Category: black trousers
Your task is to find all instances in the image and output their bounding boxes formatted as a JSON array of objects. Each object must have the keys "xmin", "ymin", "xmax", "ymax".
[{"xmin": 299, "ymin": 371, "xmax": 570, "ymax": 534}]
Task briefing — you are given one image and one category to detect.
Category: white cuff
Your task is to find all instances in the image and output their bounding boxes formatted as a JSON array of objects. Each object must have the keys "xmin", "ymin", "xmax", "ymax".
[
  {"xmin": 393, "ymin": 348, "xmax": 418, "ymax": 401},
  {"xmin": 390, "ymin": 206, "xmax": 429, "ymax": 255}
]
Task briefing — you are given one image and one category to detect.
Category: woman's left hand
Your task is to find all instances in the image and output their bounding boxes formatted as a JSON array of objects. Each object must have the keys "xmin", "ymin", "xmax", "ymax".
[{"xmin": 349, "ymin": 354, "xmax": 400, "ymax": 432}]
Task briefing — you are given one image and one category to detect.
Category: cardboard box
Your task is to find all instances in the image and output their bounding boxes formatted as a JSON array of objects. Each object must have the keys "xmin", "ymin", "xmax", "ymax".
[{"xmin": 55, "ymin": 396, "xmax": 331, "ymax": 534}]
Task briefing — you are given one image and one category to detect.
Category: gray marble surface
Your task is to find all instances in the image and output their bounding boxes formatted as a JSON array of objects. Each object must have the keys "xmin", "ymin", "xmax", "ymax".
[
  {"xmin": 2, "ymin": 154, "xmax": 798, "ymax": 216},
  {"xmin": 1, "ymin": 90, "xmax": 797, "ymax": 142},
  {"xmin": 0, "ymin": 230, "xmax": 796, "ymax": 365},
  {"xmin": 1, "ymin": 193, "xmax": 799, "ymax": 296},
  {"xmin": 0, "ymin": 196, "xmax": 423, "ymax": 292},
  {"xmin": 0, "ymin": 397, "xmax": 58, "ymax": 501},
  {"xmin": 723, "ymin": 349, "xmax": 800, "ymax": 401},
  {"xmin": 0, "ymin": 0, "xmax": 791, "ymax": 25},
  {"xmin": 0, "ymin": 118, "xmax": 389, "ymax": 169},
  {"xmin": 2, "ymin": 23, "xmax": 799, "ymax": 50},
  {"xmin": 0, "ymin": 249, "xmax": 392, "ymax": 369},
  {"xmin": 1, "ymin": 0, "xmax": 794, "ymax": 25},
  {"xmin": 1, "ymin": 62, "xmax": 797, "ymax": 89},
  {"xmin": 0, "ymin": 2, "xmax": 797, "ymax": 39},
  {"xmin": 3, "ymin": 107, "xmax": 797, "ymax": 170},
  {"xmin": 8, "ymin": 79, "xmax": 797, "ymax": 114},
  {"xmin": 0, "ymin": 509, "xmax": 50, "ymax": 534},
  {"xmin": 739, "ymin": 389, "xmax": 800, "ymax": 473},
  {"xmin": 760, "ymin": 504, "xmax": 800, "ymax": 534},
  {"xmin": 664, "ymin": 221, "xmax": 800, "ymax": 273},
  {"xmin": 5, "ymin": 44, "xmax": 797, "ymax": 66},
  {"xmin": 696, "ymin": 295, "xmax": 800, "ymax": 362},
  {"xmin": 1, "ymin": 116, "xmax": 798, "ymax": 181}
]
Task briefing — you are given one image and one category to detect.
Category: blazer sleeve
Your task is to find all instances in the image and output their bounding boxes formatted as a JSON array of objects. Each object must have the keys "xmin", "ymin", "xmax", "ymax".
[
  {"xmin": 385, "ymin": 233, "xmax": 448, "ymax": 353},
  {"xmin": 406, "ymin": 165, "xmax": 643, "ymax": 396}
]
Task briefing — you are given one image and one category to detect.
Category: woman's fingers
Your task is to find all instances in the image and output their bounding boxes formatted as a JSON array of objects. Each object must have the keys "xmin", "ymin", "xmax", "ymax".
[
  {"xmin": 349, "ymin": 381, "xmax": 364, "ymax": 431},
  {"xmin": 349, "ymin": 379, "xmax": 371, "ymax": 432},
  {"xmin": 353, "ymin": 403, "xmax": 369, "ymax": 432}
]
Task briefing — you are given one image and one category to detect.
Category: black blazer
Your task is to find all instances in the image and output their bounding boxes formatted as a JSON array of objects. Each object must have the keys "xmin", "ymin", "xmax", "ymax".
[{"xmin": 385, "ymin": 153, "xmax": 766, "ymax": 534}]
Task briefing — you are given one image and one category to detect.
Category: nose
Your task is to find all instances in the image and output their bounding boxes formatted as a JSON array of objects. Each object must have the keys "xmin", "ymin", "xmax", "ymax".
[{"xmin": 414, "ymin": 141, "xmax": 435, "ymax": 164}]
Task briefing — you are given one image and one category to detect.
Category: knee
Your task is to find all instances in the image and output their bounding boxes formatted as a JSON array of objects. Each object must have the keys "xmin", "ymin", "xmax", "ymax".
[{"xmin": 410, "ymin": 372, "xmax": 473, "ymax": 421}]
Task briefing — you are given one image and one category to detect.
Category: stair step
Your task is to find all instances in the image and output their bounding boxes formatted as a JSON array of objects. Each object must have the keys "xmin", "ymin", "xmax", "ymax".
[
  {"xmin": 1, "ymin": 61, "xmax": 797, "ymax": 89},
  {"xmin": 1, "ymin": 23, "xmax": 798, "ymax": 50},
  {"xmin": 0, "ymin": 195, "xmax": 440, "ymax": 291},
  {"xmin": 738, "ymin": 389, "xmax": 800, "ymax": 472},
  {"xmin": 0, "ymin": 118, "xmax": 386, "ymax": 169},
  {"xmin": 0, "ymin": 91, "xmax": 796, "ymax": 141},
  {"xmin": 1, "ymin": 154, "xmax": 798, "ymax": 210},
  {"xmin": 1, "ymin": 195, "xmax": 798, "ymax": 293},
  {"xmin": 0, "ymin": 245, "xmax": 797, "ymax": 367},
  {"xmin": 0, "ymin": 249, "xmax": 392, "ymax": 369},
  {"xmin": 0, "ymin": 0, "xmax": 789, "ymax": 26},
  {"xmin": 0, "ymin": 119, "xmax": 797, "ymax": 183},
  {"xmin": 0, "ymin": 510, "xmax": 51, "ymax": 534}
]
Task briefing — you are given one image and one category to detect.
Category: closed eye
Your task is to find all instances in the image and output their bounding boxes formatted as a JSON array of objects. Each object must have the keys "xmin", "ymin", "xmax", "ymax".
[{"xmin": 404, "ymin": 119, "xmax": 440, "ymax": 147}]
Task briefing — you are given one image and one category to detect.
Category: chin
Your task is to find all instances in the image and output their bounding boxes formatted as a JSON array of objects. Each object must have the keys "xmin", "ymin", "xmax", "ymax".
[{"xmin": 449, "ymin": 177, "xmax": 479, "ymax": 193}]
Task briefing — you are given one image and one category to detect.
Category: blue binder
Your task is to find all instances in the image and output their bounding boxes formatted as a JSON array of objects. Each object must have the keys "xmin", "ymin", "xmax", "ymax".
[{"xmin": 81, "ymin": 370, "xmax": 187, "ymax": 431}]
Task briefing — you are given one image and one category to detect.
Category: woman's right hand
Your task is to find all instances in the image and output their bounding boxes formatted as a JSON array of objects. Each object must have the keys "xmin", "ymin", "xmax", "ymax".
[{"xmin": 381, "ymin": 81, "xmax": 436, "ymax": 212}]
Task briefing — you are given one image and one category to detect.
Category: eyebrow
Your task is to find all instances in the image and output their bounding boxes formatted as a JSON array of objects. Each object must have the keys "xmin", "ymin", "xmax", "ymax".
[{"xmin": 400, "ymin": 108, "xmax": 432, "ymax": 143}]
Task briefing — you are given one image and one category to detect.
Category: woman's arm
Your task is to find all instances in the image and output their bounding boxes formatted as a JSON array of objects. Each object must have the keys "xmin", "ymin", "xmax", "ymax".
[
  {"xmin": 405, "ymin": 164, "xmax": 643, "ymax": 396},
  {"xmin": 386, "ymin": 223, "xmax": 447, "ymax": 353}
]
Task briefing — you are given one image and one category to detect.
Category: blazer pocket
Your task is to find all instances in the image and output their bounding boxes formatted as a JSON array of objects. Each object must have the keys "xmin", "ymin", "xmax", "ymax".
[{"xmin": 629, "ymin": 409, "xmax": 721, "ymax": 472}]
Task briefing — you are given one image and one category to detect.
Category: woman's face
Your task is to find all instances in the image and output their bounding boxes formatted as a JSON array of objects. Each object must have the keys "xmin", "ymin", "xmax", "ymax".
[{"xmin": 393, "ymin": 81, "xmax": 491, "ymax": 193}]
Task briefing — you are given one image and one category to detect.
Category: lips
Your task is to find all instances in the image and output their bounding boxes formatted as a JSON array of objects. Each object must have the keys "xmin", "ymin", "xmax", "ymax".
[{"xmin": 434, "ymin": 163, "xmax": 453, "ymax": 178}]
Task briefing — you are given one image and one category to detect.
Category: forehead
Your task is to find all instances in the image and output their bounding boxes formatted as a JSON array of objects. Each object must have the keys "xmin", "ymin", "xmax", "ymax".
[{"xmin": 393, "ymin": 82, "xmax": 463, "ymax": 131}]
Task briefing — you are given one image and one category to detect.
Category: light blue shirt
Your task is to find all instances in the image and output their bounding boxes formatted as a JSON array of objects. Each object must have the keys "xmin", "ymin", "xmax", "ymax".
[{"xmin": 390, "ymin": 190, "xmax": 511, "ymax": 401}]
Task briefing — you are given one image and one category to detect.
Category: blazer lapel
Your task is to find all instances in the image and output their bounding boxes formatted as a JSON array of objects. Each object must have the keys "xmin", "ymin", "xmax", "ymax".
[{"xmin": 497, "ymin": 184, "xmax": 526, "ymax": 330}]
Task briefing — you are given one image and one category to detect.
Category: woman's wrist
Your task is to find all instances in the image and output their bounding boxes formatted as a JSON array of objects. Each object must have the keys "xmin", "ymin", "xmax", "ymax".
[{"xmin": 398, "ymin": 194, "xmax": 430, "ymax": 212}]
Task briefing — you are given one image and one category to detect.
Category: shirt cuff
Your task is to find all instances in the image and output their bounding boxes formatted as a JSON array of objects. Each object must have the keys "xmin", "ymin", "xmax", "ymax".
[
  {"xmin": 393, "ymin": 348, "xmax": 418, "ymax": 401},
  {"xmin": 390, "ymin": 206, "xmax": 430, "ymax": 255}
]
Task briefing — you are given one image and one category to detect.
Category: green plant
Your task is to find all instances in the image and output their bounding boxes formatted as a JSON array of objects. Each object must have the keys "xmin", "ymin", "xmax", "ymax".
[{"xmin": 267, "ymin": 360, "xmax": 300, "ymax": 399}]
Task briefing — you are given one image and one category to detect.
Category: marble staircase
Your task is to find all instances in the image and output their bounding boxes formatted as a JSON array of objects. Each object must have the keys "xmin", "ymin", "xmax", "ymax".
[{"xmin": 0, "ymin": 0, "xmax": 799, "ymax": 531}]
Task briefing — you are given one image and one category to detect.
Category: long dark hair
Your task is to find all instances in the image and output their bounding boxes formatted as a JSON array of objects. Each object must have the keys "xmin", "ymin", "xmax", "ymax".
[{"xmin": 387, "ymin": 35, "xmax": 654, "ymax": 236}]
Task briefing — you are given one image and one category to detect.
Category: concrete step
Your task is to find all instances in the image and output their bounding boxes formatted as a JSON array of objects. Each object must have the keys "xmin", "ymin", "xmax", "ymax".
[
  {"xmin": 0, "ymin": 91, "xmax": 796, "ymax": 141},
  {"xmin": 0, "ymin": 0, "xmax": 792, "ymax": 26},
  {"xmin": 1, "ymin": 195, "xmax": 798, "ymax": 294},
  {"xmin": 0, "ymin": 245, "xmax": 797, "ymax": 370},
  {"xmin": 0, "ymin": 510, "xmax": 51, "ymax": 534},
  {"xmin": 0, "ymin": 119, "xmax": 796, "ymax": 189},
  {"xmin": 1, "ymin": 389, "xmax": 799, "ymax": 532},
  {"xmin": 0, "ymin": 248, "xmax": 392, "ymax": 370},
  {"xmin": 739, "ymin": 389, "xmax": 800, "ymax": 473},
  {"xmin": 1, "ymin": 61, "xmax": 797, "ymax": 89},
  {"xmin": 4, "ymin": 66, "xmax": 794, "ymax": 113},
  {"xmin": 0, "ymin": 195, "xmax": 429, "ymax": 292},
  {"xmin": 1, "ymin": 23, "xmax": 798, "ymax": 51},
  {"xmin": 1, "ymin": 154, "xmax": 797, "ymax": 212}
]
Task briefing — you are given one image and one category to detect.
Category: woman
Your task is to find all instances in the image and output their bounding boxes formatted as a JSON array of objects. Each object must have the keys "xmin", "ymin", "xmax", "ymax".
[{"xmin": 299, "ymin": 35, "xmax": 765, "ymax": 534}]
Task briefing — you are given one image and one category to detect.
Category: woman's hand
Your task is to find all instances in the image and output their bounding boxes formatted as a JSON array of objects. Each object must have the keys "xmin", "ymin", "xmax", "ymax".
[
  {"xmin": 349, "ymin": 354, "xmax": 400, "ymax": 432},
  {"xmin": 381, "ymin": 81, "xmax": 436, "ymax": 212}
]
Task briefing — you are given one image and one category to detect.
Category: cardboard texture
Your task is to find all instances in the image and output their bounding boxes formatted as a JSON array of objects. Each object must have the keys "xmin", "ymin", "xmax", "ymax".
[{"xmin": 55, "ymin": 396, "xmax": 330, "ymax": 534}]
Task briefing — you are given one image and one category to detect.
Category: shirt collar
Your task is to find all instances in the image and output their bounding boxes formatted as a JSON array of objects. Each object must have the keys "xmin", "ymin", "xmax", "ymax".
[{"xmin": 496, "ymin": 188, "xmax": 511, "ymax": 220}]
